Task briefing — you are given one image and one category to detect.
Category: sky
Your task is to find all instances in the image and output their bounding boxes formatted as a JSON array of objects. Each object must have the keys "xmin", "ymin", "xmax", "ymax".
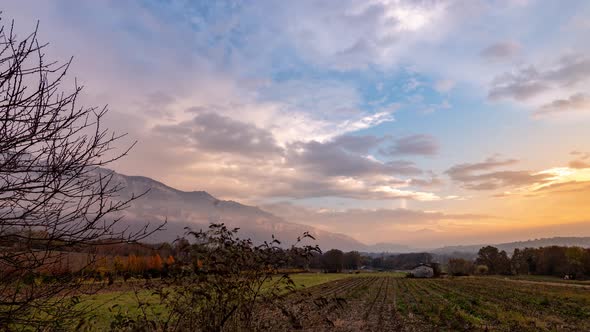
[{"xmin": 4, "ymin": 0, "xmax": 590, "ymax": 247}]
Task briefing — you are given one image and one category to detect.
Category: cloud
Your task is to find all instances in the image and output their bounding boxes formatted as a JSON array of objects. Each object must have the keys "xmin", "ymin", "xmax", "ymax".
[
  {"xmin": 286, "ymin": 136, "xmax": 422, "ymax": 177},
  {"xmin": 254, "ymin": 0, "xmax": 452, "ymax": 71},
  {"xmin": 255, "ymin": 134, "xmax": 443, "ymax": 200},
  {"xmin": 488, "ymin": 69, "xmax": 549, "ymax": 101},
  {"xmin": 154, "ymin": 112, "xmax": 283, "ymax": 158},
  {"xmin": 446, "ymin": 157, "xmax": 551, "ymax": 190},
  {"xmin": 568, "ymin": 151, "xmax": 590, "ymax": 169},
  {"xmin": 140, "ymin": 129, "xmax": 440, "ymax": 202},
  {"xmin": 524, "ymin": 178, "xmax": 590, "ymax": 196},
  {"xmin": 480, "ymin": 41, "xmax": 520, "ymax": 61},
  {"xmin": 337, "ymin": 111, "xmax": 396, "ymax": 136},
  {"xmin": 257, "ymin": 79, "xmax": 362, "ymax": 120},
  {"xmin": 535, "ymin": 93, "xmax": 590, "ymax": 116},
  {"xmin": 513, "ymin": 167, "xmax": 590, "ymax": 195},
  {"xmin": 408, "ymin": 173, "xmax": 443, "ymax": 187},
  {"xmin": 261, "ymin": 202, "xmax": 494, "ymax": 245},
  {"xmin": 489, "ymin": 55, "xmax": 590, "ymax": 101},
  {"xmin": 265, "ymin": 203, "xmax": 491, "ymax": 226},
  {"xmin": 8, "ymin": 0, "xmax": 588, "ymax": 231},
  {"xmin": 545, "ymin": 55, "xmax": 590, "ymax": 86},
  {"xmin": 329, "ymin": 135, "xmax": 385, "ymax": 154},
  {"xmin": 381, "ymin": 134, "xmax": 439, "ymax": 156},
  {"xmin": 264, "ymin": 177, "xmax": 440, "ymax": 201}
]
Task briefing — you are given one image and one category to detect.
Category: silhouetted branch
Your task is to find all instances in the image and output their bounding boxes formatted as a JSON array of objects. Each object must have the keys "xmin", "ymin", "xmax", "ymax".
[{"xmin": 0, "ymin": 16, "xmax": 162, "ymax": 329}]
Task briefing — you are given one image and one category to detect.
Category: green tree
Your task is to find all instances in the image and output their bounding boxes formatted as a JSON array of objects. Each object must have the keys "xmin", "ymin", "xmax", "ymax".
[
  {"xmin": 511, "ymin": 248, "xmax": 537, "ymax": 275},
  {"xmin": 537, "ymin": 246, "xmax": 568, "ymax": 276},
  {"xmin": 475, "ymin": 246, "xmax": 511, "ymax": 275},
  {"xmin": 565, "ymin": 246, "xmax": 586, "ymax": 278},
  {"xmin": 322, "ymin": 249, "xmax": 344, "ymax": 273},
  {"xmin": 343, "ymin": 251, "xmax": 362, "ymax": 270},
  {"xmin": 448, "ymin": 258, "xmax": 473, "ymax": 276}
]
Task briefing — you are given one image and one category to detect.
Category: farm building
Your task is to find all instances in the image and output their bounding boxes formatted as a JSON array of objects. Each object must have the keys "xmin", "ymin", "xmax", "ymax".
[{"xmin": 410, "ymin": 264, "xmax": 434, "ymax": 278}]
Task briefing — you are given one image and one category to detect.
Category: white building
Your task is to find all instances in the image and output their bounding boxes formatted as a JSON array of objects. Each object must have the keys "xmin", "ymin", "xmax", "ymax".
[{"xmin": 411, "ymin": 264, "xmax": 434, "ymax": 278}]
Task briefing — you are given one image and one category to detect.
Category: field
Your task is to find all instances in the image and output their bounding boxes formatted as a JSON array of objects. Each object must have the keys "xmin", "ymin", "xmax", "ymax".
[
  {"xmin": 80, "ymin": 272, "xmax": 403, "ymax": 329},
  {"xmin": 270, "ymin": 275, "xmax": 590, "ymax": 331},
  {"xmin": 500, "ymin": 274, "xmax": 590, "ymax": 286},
  {"xmin": 82, "ymin": 273, "xmax": 590, "ymax": 331}
]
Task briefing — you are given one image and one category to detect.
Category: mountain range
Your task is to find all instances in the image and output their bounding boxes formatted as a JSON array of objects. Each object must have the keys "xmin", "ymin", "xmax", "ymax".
[
  {"xmin": 109, "ymin": 171, "xmax": 365, "ymax": 250},
  {"xmin": 108, "ymin": 170, "xmax": 590, "ymax": 253}
]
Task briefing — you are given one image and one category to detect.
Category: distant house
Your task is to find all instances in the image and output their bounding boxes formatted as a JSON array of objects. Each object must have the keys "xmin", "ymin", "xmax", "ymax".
[{"xmin": 410, "ymin": 264, "xmax": 434, "ymax": 278}]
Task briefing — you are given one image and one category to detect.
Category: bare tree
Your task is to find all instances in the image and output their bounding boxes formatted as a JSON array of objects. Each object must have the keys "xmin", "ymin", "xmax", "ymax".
[
  {"xmin": 109, "ymin": 224, "xmax": 332, "ymax": 332},
  {"xmin": 0, "ymin": 17, "xmax": 160, "ymax": 330}
]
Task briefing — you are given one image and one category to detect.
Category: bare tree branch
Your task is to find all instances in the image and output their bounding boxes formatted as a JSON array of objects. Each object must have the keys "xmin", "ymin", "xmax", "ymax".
[{"xmin": 0, "ymin": 16, "xmax": 163, "ymax": 329}]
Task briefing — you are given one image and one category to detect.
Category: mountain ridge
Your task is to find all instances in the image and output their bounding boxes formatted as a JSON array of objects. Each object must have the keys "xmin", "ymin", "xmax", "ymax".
[
  {"xmin": 108, "ymin": 170, "xmax": 366, "ymax": 250},
  {"xmin": 106, "ymin": 170, "xmax": 590, "ymax": 253}
]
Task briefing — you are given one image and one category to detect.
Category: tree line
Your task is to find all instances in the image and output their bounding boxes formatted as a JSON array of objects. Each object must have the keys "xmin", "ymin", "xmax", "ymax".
[
  {"xmin": 310, "ymin": 246, "xmax": 590, "ymax": 279},
  {"xmin": 306, "ymin": 249, "xmax": 434, "ymax": 273},
  {"xmin": 448, "ymin": 245, "xmax": 590, "ymax": 278}
]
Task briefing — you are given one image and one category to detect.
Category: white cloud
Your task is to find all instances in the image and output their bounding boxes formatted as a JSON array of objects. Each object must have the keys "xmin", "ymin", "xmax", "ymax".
[
  {"xmin": 259, "ymin": 0, "xmax": 452, "ymax": 70},
  {"xmin": 488, "ymin": 54, "xmax": 590, "ymax": 117},
  {"xmin": 535, "ymin": 93, "xmax": 590, "ymax": 116}
]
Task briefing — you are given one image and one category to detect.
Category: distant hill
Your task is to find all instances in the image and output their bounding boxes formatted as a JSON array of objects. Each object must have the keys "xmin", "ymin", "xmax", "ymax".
[
  {"xmin": 101, "ymin": 170, "xmax": 590, "ymax": 254},
  {"xmin": 432, "ymin": 237, "xmax": 590, "ymax": 254},
  {"xmin": 106, "ymin": 170, "xmax": 366, "ymax": 251},
  {"xmin": 363, "ymin": 242, "xmax": 414, "ymax": 253}
]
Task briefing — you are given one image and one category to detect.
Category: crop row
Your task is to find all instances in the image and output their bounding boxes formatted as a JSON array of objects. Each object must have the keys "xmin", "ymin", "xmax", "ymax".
[
  {"xmin": 284, "ymin": 276, "xmax": 590, "ymax": 331},
  {"xmin": 396, "ymin": 277, "xmax": 590, "ymax": 331}
]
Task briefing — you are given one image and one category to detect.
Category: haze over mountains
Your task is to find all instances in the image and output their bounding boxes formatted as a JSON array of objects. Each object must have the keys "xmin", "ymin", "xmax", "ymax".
[
  {"xmin": 110, "ymin": 170, "xmax": 365, "ymax": 250},
  {"xmin": 110, "ymin": 170, "xmax": 590, "ymax": 253},
  {"xmin": 433, "ymin": 237, "xmax": 590, "ymax": 255}
]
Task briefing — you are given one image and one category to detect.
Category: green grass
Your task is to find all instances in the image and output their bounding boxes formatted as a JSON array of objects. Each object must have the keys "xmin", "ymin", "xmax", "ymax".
[
  {"xmin": 381, "ymin": 277, "xmax": 590, "ymax": 331},
  {"xmin": 77, "ymin": 290, "xmax": 157, "ymax": 329},
  {"xmin": 78, "ymin": 271, "xmax": 405, "ymax": 329},
  {"xmin": 496, "ymin": 274, "xmax": 590, "ymax": 285},
  {"xmin": 43, "ymin": 272, "xmax": 590, "ymax": 331},
  {"xmin": 289, "ymin": 271, "xmax": 406, "ymax": 289}
]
